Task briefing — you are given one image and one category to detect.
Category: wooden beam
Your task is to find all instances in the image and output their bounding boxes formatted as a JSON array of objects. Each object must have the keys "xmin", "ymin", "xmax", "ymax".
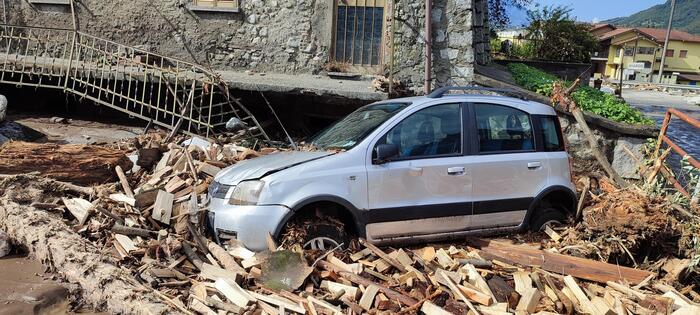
[
  {"xmin": 470, "ymin": 239, "xmax": 654, "ymax": 285},
  {"xmin": 214, "ymin": 278, "xmax": 256, "ymax": 308}
]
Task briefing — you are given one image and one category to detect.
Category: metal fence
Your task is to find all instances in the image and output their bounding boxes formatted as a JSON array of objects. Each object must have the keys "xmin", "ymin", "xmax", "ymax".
[
  {"xmin": 652, "ymin": 108, "xmax": 700, "ymax": 205},
  {"xmin": 0, "ymin": 24, "xmax": 268, "ymax": 140}
]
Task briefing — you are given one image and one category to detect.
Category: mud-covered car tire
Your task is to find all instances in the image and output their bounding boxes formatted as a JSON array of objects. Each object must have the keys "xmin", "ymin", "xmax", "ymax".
[
  {"xmin": 302, "ymin": 223, "xmax": 350, "ymax": 251},
  {"xmin": 530, "ymin": 207, "xmax": 569, "ymax": 232}
]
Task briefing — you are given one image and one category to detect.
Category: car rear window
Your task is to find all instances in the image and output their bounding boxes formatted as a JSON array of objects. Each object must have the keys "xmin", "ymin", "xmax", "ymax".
[{"xmin": 540, "ymin": 116, "xmax": 565, "ymax": 151}]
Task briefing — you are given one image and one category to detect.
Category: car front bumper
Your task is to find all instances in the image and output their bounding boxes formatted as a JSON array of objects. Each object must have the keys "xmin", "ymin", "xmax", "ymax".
[{"xmin": 209, "ymin": 197, "xmax": 291, "ymax": 251}]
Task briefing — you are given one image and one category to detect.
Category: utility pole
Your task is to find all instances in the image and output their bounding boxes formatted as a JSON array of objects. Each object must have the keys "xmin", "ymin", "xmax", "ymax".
[
  {"xmin": 657, "ymin": 0, "xmax": 676, "ymax": 83},
  {"xmin": 619, "ymin": 48, "xmax": 624, "ymax": 97}
]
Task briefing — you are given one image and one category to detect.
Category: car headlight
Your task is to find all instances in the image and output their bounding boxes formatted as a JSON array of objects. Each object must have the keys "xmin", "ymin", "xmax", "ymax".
[{"xmin": 229, "ymin": 180, "xmax": 264, "ymax": 205}]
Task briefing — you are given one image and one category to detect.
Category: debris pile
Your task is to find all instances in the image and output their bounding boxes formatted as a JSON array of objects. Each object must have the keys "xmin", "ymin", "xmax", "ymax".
[{"xmin": 0, "ymin": 133, "xmax": 699, "ymax": 314}]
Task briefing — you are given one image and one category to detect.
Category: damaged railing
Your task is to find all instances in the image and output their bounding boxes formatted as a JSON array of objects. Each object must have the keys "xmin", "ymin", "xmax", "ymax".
[
  {"xmin": 0, "ymin": 24, "xmax": 268, "ymax": 140},
  {"xmin": 652, "ymin": 108, "xmax": 700, "ymax": 205}
]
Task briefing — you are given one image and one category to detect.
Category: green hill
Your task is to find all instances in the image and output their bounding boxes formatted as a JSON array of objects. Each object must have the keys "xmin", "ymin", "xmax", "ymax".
[{"xmin": 605, "ymin": 0, "xmax": 700, "ymax": 35}]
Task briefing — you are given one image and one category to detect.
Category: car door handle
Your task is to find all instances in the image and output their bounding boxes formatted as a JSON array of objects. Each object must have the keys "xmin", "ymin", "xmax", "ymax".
[
  {"xmin": 409, "ymin": 167, "xmax": 423, "ymax": 176},
  {"xmin": 527, "ymin": 161, "xmax": 542, "ymax": 169},
  {"xmin": 447, "ymin": 166, "xmax": 466, "ymax": 176}
]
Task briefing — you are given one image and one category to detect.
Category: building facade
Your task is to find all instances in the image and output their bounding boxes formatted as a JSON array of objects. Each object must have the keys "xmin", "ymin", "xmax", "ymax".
[
  {"xmin": 7, "ymin": 0, "xmax": 490, "ymax": 93},
  {"xmin": 590, "ymin": 24, "xmax": 700, "ymax": 85}
]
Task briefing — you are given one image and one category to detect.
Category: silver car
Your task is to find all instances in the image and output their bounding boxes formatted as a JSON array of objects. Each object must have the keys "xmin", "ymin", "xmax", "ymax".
[{"xmin": 208, "ymin": 87, "xmax": 577, "ymax": 251}]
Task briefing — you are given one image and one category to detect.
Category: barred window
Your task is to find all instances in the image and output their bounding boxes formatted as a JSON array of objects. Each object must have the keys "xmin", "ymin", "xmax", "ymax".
[{"xmin": 333, "ymin": 0, "xmax": 386, "ymax": 66}]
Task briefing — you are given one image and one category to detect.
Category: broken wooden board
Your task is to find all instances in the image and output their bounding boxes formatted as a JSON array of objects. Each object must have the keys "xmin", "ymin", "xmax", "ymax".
[
  {"xmin": 469, "ymin": 239, "xmax": 654, "ymax": 285},
  {"xmin": 152, "ymin": 190, "xmax": 174, "ymax": 225},
  {"xmin": 62, "ymin": 197, "xmax": 92, "ymax": 224}
]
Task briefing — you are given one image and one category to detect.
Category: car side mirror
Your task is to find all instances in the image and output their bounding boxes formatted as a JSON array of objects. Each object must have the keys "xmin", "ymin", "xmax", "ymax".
[{"xmin": 373, "ymin": 143, "xmax": 399, "ymax": 164}]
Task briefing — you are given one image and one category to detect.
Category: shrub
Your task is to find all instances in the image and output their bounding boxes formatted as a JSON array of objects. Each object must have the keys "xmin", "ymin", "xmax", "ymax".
[{"xmin": 507, "ymin": 63, "xmax": 654, "ymax": 125}]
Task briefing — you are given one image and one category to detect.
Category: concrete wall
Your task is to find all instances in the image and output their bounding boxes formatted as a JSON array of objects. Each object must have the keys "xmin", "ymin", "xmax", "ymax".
[{"xmin": 7, "ymin": 0, "xmax": 489, "ymax": 92}]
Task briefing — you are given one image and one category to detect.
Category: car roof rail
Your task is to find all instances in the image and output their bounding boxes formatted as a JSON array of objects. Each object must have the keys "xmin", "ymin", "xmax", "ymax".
[{"xmin": 427, "ymin": 86, "xmax": 528, "ymax": 100}]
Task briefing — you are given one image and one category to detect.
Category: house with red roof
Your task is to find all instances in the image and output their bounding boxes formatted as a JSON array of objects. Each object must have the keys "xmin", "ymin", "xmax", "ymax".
[{"xmin": 590, "ymin": 24, "xmax": 700, "ymax": 85}]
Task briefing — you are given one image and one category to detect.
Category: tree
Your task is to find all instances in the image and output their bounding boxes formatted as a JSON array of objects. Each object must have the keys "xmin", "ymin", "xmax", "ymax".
[
  {"xmin": 524, "ymin": 5, "xmax": 599, "ymax": 62},
  {"xmin": 489, "ymin": 0, "xmax": 532, "ymax": 29}
]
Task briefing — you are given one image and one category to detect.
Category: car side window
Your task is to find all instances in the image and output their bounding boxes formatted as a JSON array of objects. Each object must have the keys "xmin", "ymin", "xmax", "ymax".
[
  {"xmin": 378, "ymin": 103, "xmax": 462, "ymax": 158},
  {"xmin": 475, "ymin": 103, "xmax": 534, "ymax": 153},
  {"xmin": 540, "ymin": 116, "xmax": 564, "ymax": 151}
]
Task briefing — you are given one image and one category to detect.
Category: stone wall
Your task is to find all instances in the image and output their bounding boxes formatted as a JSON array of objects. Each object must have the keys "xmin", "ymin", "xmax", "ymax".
[
  {"xmin": 390, "ymin": 0, "xmax": 489, "ymax": 92},
  {"xmin": 6, "ymin": 0, "xmax": 488, "ymax": 92},
  {"xmin": 559, "ymin": 114, "xmax": 651, "ymax": 180}
]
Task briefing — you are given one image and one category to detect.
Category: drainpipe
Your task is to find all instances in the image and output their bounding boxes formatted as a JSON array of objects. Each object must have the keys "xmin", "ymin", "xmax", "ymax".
[{"xmin": 424, "ymin": 0, "xmax": 431, "ymax": 94}]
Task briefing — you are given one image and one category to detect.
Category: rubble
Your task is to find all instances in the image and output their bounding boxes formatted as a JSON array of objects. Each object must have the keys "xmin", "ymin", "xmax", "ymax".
[
  {"xmin": 0, "ymin": 229, "xmax": 9, "ymax": 257},
  {"xmin": 0, "ymin": 130, "xmax": 698, "ymax": 314}
]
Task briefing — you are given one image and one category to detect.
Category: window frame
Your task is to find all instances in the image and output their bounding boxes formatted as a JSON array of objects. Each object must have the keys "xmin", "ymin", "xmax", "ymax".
[
  {"xmin": 330, "ymin": 0, "xmax": 387, "ymax": 70},
  {"xmin": 679, "ymin": 50, "xmax": 688, "ymax": 58},
  {"xmin": 188, "ymin": 0, "xmax": 240, "ymax": 13},
  {"xmin": 532, "ymin": 115, "xmax": 565, "ymax": 152},
  {"xmin": 469, "ymin": 102, "xmax": 537, "ymax": 155},
  {"xmin": 665, "ymin": 49, "xmax": 675, "ymax": 57},
  {"xmin": 373, "ymin": 102, "xmax": 467, "ymax": 162}
]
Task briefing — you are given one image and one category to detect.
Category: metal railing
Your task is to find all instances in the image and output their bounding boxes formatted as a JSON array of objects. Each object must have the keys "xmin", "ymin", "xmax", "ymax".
[
  {"xmin": 0, "ymin": 24, "xmax": 269, "ymax": 140},
  {"xmin": 652, "ymin": 108, "xmax": 700, "ymax": 205}
]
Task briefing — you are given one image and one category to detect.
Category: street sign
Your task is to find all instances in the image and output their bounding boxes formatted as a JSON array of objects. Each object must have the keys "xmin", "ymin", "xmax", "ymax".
[{"xmin": 627, "ymin": 62, "xmax": 645, "ymax": 71}]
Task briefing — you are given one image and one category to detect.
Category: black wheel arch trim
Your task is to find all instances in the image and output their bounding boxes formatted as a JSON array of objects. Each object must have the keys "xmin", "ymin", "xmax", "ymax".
[
  {"xmin": 273, "ymin": 195, "xmax": 367, "ymax": 239},
  {"xmin": 521, "ymin": 185, "xmax": 577, "ymax": 230}
]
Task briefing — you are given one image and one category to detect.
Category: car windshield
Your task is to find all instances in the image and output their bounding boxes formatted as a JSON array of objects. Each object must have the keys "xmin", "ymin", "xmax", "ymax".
[{"xmin": 312, "ymin": 103, "xmax": 408, "ymax": 150}]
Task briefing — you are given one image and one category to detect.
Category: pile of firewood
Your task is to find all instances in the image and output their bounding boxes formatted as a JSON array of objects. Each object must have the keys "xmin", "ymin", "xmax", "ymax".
[{"xmin": 1, "ymin": 133, "xmax": 699, "ymax": 315}]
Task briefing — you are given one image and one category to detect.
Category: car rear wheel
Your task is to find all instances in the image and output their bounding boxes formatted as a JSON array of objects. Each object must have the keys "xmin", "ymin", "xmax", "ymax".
[{"xmin": 530, "ymin": 207, "xmax": 568, "ymax": 232}]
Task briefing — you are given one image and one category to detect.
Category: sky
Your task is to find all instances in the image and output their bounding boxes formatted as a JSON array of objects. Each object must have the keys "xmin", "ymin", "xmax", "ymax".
[{"xmin": 507, "ymin": 0, "xmax": 667, "ymax": 26}]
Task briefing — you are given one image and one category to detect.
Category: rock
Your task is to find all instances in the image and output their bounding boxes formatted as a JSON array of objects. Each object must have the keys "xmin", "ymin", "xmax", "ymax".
[
  {"xmin": 0, "ymin": 229, "xmax": 10, "ymax": 257},
  {"xmin": 0, "ymin": 94, "xmax": 6, "ymax": 122},
  {"xmin": 612, "ymin": 137, "xmax": 646, "ymax": 180}
]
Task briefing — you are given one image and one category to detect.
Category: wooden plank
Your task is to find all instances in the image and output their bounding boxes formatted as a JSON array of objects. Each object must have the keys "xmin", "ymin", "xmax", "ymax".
[
  {"xmin": 152, "ymin": 190, "xmax": 174, "ymax": 225},
  {"xmin": 62, "ymin": 197, "xmax": 92, "ymax": 223},
  {"xmin": 317, "ymin": 261, "xmax": 417, "ymax": 306},
  {"xmin": 470, "ymin": 239, "xmax": 654, "ymax": 285},
  {"xmin": 439, "ymin": 270, "xmax": 481, "ymax": 315},
  {"xmin": 321, "ymin": 280, "xmax": 359, "ymax": 301},
  {"xmin": 247, "ymin": 291, "xmax": 306, "ymax": 314},
  {"xmin": 464, "ymin": 263, "xmax": 497, "ymax": 301},
  {"xmin": 421, "ymin": 301, "xmax": 453, "ymax": 315},
  {"xmin": 458, "ymin": 284, "xmax": 494, "ymax": 306},
  {"xmin": 197, "ymin": 162, "xmax": 222, "ymax": 177},
  {"xmin": 564, "ymin": 275, "xmax": 601, "ymax": 315},
  {"xmin": 207, "ymin": 240, "xmax": 245, "ymax": 273},
  {"xmin": 359, "ymin": 284, "xmax": 380, "ymax": 311},
  {"xmin": 214, "ymin": 278, "xmax": 256, "ymax": 308},
  {"xmin": 420, "ymin": 246, "xmax": 436, "ymax": 262},
  {"xmin": 113, "ymin": 234, "xmax": 137, "ymax": 252},
  {"xmin": 513, "ymin": 271, "xmax": 533, "ymax": 295},
  {"xmin": 109, "ymin": 193, "xmax": 136, "ymax": 207},
  {"xmin": 358, "ymin": 238, "xmax": 406, "ymax": 272},
  {"xmin": 200, "ymin": 262, "xmax": 240, "ymax": 283},
  {"xmin": 515, "ymin": 288, "xmax": 542, "ymax": 312},
  {"xmin": 435, "ymin": 248, "xmax": 455, "ymax": 269},
  {"xmin": 115, "ymin": 165, "xmax": 134, "ymax": 197}
]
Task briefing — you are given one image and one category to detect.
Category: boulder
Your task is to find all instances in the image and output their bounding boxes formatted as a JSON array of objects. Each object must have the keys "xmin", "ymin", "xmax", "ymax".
[
  {"xmin": 612, "ymin": 137, "xmax": 646, "ymax": 180},
  {"xmin": 0, "ymin": 229, "xmax": 10, "ymax": 257}
]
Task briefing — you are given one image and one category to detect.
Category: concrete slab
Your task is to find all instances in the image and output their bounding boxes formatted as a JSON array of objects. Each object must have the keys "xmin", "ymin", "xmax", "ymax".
[{"xmin": 218, "ymin": 71, "xmax": 388, "ymax": 101}]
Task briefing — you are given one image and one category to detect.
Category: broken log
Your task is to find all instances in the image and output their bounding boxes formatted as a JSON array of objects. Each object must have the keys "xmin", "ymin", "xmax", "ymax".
[
  {"xmin": 469, "ymin": 239, "xmax": 654, "ymax": 285},
  {"xmin": 0, "ymin": 142, "xmax": 132, "ymax": 185}
]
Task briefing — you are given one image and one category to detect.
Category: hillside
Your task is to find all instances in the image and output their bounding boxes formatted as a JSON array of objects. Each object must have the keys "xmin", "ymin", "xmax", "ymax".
[{"xmin": 605, "ymin": 0, "xmax": 700, "ymax": 35}]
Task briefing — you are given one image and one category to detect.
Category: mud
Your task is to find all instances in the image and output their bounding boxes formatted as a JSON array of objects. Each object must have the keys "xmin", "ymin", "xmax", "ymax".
[
  {"xmin": 0, "ymin": 175, "xmax": 171, "ymax": 314},
  {"xmin": 0, "ymin": 254, "xmax": 70, "ymax": 315}
]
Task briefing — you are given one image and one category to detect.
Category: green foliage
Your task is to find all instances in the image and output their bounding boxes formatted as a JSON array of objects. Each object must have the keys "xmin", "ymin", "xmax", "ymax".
[
  {"xmin": 507, "ymin": 63, "xmax": 654, "ymax": 125},
  {"xmin": 607, "ymin": 0, "xmax": 700, "ymax": 35},
  {"xmin": 524, "ymin": 5, "xmax": 599, "ymax": 62},
  {"xmin": 571, "ymin": 87, "xmax": 655, "ymax": 125}
]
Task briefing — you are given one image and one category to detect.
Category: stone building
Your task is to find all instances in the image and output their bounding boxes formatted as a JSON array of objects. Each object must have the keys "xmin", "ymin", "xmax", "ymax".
[{"xmin": 7, "ymin": 0, "xmax": 490, "ymax": 94}]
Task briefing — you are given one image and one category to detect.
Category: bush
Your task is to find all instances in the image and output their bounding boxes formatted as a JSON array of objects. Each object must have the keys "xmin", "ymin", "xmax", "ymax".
[{"xmin": 507, "ymin": 63, "xmax": 654, "ymax": 125}]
